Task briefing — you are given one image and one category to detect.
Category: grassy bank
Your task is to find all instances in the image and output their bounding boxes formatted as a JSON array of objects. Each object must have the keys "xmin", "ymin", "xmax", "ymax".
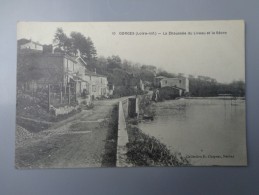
[
  {"xmin": 138, "ymin": 94, "xmax": 156, "ymax": 118},
  {"xmin": 126, "ymin": 125, "xmax": 190, "ymax": 166}
]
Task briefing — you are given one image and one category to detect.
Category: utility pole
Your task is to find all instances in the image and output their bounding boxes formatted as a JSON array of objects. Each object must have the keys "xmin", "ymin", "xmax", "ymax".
[
  {"xmin": 68, "ymin": 84, "xmax": 71, "ymax": 105},
  {"xmin": 48, "ymin": 84, "xmax": 51, "ymax": 111}
]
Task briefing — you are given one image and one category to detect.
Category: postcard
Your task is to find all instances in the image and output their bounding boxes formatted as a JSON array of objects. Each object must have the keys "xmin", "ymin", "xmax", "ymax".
[{"xmin": 16, "ymin": 20, "xmax": 246, "ymax": 168}]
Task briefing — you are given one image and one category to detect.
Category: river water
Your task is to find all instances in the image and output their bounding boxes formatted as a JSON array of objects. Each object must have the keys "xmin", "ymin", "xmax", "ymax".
[{"xmin": 138, "ymin": 98, "xmax": 247, "ymax": 166}]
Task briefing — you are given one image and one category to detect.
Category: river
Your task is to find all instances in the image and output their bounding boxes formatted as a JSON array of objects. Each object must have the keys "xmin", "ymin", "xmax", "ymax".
[{"xmin": 138, "ymin": 98, "xmax": 247, "ymax": 166}]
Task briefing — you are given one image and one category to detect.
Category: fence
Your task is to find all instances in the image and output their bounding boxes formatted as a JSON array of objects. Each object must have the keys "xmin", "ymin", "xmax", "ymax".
[{"xmin": 24, "ymin": 82, "xmax": 77, "ymax": 111}]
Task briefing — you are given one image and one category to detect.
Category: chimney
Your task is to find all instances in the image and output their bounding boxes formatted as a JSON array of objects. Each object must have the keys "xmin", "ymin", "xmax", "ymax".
[
  {"xmin": 52, "ymin": 45, "xmax": 56, "ymax": 54},
  {"xmin": 77, "ymin": 49, "xmax": 81, "ymax": 57}
]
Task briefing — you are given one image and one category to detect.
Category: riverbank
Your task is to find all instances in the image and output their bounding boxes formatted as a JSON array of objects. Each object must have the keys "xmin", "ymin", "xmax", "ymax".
[
  {"xmin": 185, "ymin": 96, "xmax": 245, "ymax": 100},
  {"xmin": 125, "ymin": 95, "xmax": 190, "ymax": 167},
  {"xmin": 126, "ymin": 124, "xmax": 190, "ymax": 166},
  {"xmin": 137, "ymin": 98, "xmax": 247, "ymax": 166}
]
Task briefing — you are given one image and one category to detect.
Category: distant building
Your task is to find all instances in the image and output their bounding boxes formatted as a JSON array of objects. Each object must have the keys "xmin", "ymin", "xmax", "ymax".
[
  {"xmin": 154, "ymin": 76, "xmax": 189, "ymax": 93},
  {"xmin": 154, "ymin": 76, "xmax": 167, "ymax": 87},
  {"xmin": 107, "ymin": 84, "xmax": 115, "ymax": 96},
  {"xmin": 20, "ymin": 40, "xmax": 43, "ymax": 51}
]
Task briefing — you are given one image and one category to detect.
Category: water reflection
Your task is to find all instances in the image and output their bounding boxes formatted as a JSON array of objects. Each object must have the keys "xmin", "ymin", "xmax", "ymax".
[{"xmin": 138, "ymin": 98, "xmax": 247, "ymax": 166}]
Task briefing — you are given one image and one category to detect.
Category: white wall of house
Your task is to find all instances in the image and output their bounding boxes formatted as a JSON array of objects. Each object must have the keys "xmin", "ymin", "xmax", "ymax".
[
  {"xmin": 20, "ymin": 41, "xmax": 43, "ymax": 51},
  {"xmin": 83, "ymin": 74, "xmax": 108, "ymax": 98},
  {"xmin": 64, "ymin": 58, "xmax": 76, "ymax": 74},
  {"xmin": 160, "ymin": 77, "xmax": 189, "ymax": 92},
  {"xmin": 62, "ymin": 55, "xmax": 109, "ymax": 99}
]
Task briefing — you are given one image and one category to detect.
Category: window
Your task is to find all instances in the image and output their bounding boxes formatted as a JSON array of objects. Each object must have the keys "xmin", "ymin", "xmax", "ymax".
[{"xmin": 92, "ymin": 85, "xmax": 96, "ymax": 92}]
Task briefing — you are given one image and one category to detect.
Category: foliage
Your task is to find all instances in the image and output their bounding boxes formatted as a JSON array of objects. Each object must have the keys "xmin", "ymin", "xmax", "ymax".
[
  {"xmin": 70, "ymin": 32, "xmax": 97, "ymax": 62},
  {"xmin": 156, "ymin": 70, "xmax": 177, "ymax": 78},
  {"xmin": 53, "ymin": 28, "xmax": 97, "ymax": 64},
  {"xmin": 157, "ymin": 86, "xmax": 181, "ymax": 100},
  {"xmin": 53, "ymin": 28, "xmax": 72, "ymax": 54},
  {"xmin": 189, "ymin": 77, "xmax": 218, "ymax": 97},
  {"xmin": 17, "ymin": 53, "xmax": 44, "ymax": 83},
  {"xmin": 126, "ymin": 126, "xmax": 190, "ymax": 166},
  {"xmin": 189, "ymin": 77, "xmax": 245, "ymax": 97},
  {"xmin": 42, "ymin": 44, "xmax": 53, "ymax": 53}
]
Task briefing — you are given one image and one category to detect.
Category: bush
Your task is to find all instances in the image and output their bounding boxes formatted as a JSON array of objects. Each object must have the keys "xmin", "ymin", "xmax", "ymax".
[{"xmin": 126, "ymin": 126, "xmax": 190, "ymax": 166}]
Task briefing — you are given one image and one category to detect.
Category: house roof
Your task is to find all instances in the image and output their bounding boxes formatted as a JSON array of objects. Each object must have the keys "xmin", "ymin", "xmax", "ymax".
[
  {"xmin": 160, "ymin": 77, "xmax": 179, "ymax": 81},
  {"xmin": 18, "ymin": 39, "xmax": 30, "ymax": 46},
  {"xmin": 21, "ymin": 40, "xmax": 43, "ymax": 46},
  {"xmin": 85, "ymin": 71, "xmax": 107, "ymax": 78},
  {"xmin": 73, "ymin": 75, "xmax": 90, "ymax": 84},
  {"xmin": 64, "ymin": 54, "xmax": 78, "ymax": 63},
  {"xmin": 161, "ymin": 86, "xmax": 183, "ymax": 91},
  {"xmin": 155, "ymin": 76, "xmax": 167, "ymax": 79},
  {"xmin": 76, "ymin": 56, "xmax": 87, "ymax": 66}
]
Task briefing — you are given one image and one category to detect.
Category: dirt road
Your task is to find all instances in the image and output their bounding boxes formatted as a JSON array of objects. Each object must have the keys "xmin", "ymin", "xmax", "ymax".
[{"xmin": 15, "ymin": 98, "xmax": 121, "ymax": 168}]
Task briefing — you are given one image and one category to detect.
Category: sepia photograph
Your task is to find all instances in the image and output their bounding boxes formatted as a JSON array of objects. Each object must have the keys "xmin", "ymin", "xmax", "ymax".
[{"xmin": 15, "ymin": 20, "xmax": 246, "ymax": 168}]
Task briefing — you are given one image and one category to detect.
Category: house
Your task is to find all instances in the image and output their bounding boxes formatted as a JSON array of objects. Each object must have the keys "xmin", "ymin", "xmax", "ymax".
[
  {"xmin": 154, "ymin": 76, "xmax": 189, "ymax": 95},
  {"xmin": 107, "ymin": 83, "xmax": 115, "ymax": 96},
  {"xmin": 154, "ymin": 76, "xmax": 167, "ymax": 87},
  {"xmin": 17, "ymin": 52, "xmax": 90, "ymax": 97},
  {"xmin": 18, "ymin": 52, "xmax": 109, "ymax": 100},
  {"xmin": 20, "ymin": 39, "xmax": 43, "ymax": 51},
  {"xmin": 160, "ymin": 77, "xmax": 189, "ymax": 93},
  {"xmin": 83, "ymin": 70, "xmax": 108, "ymax": 99}
]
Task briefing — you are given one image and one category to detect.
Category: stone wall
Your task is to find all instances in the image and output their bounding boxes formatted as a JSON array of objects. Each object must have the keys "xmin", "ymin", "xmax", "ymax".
[
  {"xmin": 116, "ymin": 97, "xmax": 140, "ymax": 167},
  {"xmin": 50, "ymin": 105, "xmax": 79, "ymax": 116}
]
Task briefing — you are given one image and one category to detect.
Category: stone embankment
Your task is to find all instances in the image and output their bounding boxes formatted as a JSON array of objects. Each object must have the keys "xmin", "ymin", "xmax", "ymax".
[
  {"xmin": 115, "ymin": 94, "xmax": 190, "ymax": 167},
  {"xmin": 116, "ymin": 100, "xmax": 130, "ymax": 167}
]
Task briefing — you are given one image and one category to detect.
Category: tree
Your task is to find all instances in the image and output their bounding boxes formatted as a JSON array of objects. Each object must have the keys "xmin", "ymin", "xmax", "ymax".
[
  {"xmin": 70, "ymin": 32, "xmax": 97, "ymax": 63},
  {"xmin": 53, "ymin": 28, "xmax": 97, "ymax": 66},
  {"xmin": 43, "ymin": 44, "xmax": 53, "ymax": 53},
  {"xmin": 53, "ymin": 28, "xmax": 71, "ymax": 53},
  {"xmin": 157, "ymin": 70, "xmax": 177, "ymax": 78},
  {"xmin": 17, "ymin": 53, "xmax": 44, "ymax": 89},
  {"xmin": 229, "ymin": 80, "xmax": 245, "ymax": 97},
  {"xmin": 107, "ymin": 55, "xmax": 122, "ymax": 71},
  {"xmin": 92, "ymin": 56, "xmax": 108, "ymax": 74}
]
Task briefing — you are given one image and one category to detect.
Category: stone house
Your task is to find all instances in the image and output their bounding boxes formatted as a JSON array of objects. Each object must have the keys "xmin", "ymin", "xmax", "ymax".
[
  {"xmin": 154, "ymin": 76, "xmax": 189, "ymax": 93},
  {"xmin": 17, "ymin": 52, "xmax": 109, "ymax": 100},
  {"xmin": 154, "ymin": 76, "xmax": 167, "ymax": 88},
  {"xmin": 83, "ymin": 71, "xmax": 108, "ymax": 99},
  {"xmin": 18, "ymin": 52, "xmax": 88, "ymax": 95},
  {"xmin": 20, "ymin": 40, "xmax": 43, "ymax": 51}
]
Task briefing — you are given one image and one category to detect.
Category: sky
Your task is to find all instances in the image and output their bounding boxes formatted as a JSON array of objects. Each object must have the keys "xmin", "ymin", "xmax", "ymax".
[{"xmin": 17, "ymin": 21, "xmax": 245, "ymax": 83}]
